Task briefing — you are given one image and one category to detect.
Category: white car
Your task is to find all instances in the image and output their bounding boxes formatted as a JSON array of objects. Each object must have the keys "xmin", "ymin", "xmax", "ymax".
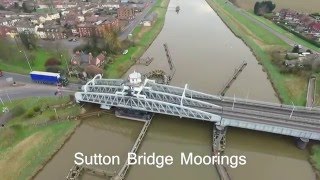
[{"xmin": 123, "ymin": 49, "xmax": 129, "ymax": 55}]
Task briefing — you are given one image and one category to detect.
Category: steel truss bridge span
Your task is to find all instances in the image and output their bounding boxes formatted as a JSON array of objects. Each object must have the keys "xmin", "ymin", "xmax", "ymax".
[{"xmin": 75, "ymin": 75, "xmax": 320, "ymax": 141}]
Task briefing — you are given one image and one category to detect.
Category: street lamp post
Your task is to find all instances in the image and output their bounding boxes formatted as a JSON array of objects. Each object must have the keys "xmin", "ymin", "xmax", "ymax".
[
  {"xmin": 61, "ymin": 54, "xmax": 69, "ymax": 71},
  {"xmin": 232, "ymin": 94, "xmax": 236, "ymax": 110},
  {"xmin": 290, "ymin": 101, "xmax": 295, "ymax": 119},
  {"xmin": 20, "ymin": 50, "xmax": 32, "ymax": 71},
  {"xmin": 14, "ymin": 34, "xmax": 32, "ymax": 71}
]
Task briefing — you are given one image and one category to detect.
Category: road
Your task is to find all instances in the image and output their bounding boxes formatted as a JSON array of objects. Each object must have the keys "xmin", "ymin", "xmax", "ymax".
[
  {"xmin": 226, "ymin": 2, "xmax": 320, "ymax": 53},
  {"xmin": 2, "ymin": 71, "xmax": 80, "ymax": 89},
  {"xmin": 0, "ymin": 72, "xmax": 77, "ymax": 125},
  {"xmin": 306, "ymin": 77, "xmax": 316, "ymax": 108},
  {"xmin": 119, "ymin": 0, "xmax": 156, "ymax": 41}
]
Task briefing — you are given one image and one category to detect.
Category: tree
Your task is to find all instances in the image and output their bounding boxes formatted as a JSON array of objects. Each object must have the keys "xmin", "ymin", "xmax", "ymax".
[
  {"xmin": 254, "ymin": 2, "xmax": 260, "ymax": 15},
  {"xmin": 22, "ymin": 1, "xmax": 35, "ymax": 13},
  {"xmin": 19, "ymin": 32, "xmax": 37, "ymax": 50},
  {"xmin": 45, "ymin": 58, "xmax": 62, "ymax": 67},
  {"xmin": 103, "ymin": 28, "xmax": 122, "ymax": 54},
  {"xmin": 253, "ymin": 1, "xmax": 276, "ymax": 16},
  {"xmin": 13, "ymin": 2, "xmax": 19, "ymax": 9},
  {"xmin": 0, "ymin": 4, "xmax": 5, "ymax": 10},
  {"xmin": 306, "ymin": 49, "xmax": 313, "ymax": 54},
  {"xmin": 292, "ymin": 45, "xmax": 300, "ymax": 53}
]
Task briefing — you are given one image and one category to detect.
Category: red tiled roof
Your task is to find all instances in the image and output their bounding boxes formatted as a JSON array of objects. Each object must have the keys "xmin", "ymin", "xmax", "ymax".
[{"xmin": 310, "ymin": 22, "xmax": 320, "ymax": 31}]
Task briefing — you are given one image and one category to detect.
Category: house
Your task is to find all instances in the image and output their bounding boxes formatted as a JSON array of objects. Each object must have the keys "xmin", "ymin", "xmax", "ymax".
[
  {"xmin": 102, "ymin": 2, "xmax": 120, "ymax": 9},
  {"xmin": 279, "ymin": 9, "xmax": 298, "ymax": 20},
  {"xmin": 61, "ymin": 11, "xmax": 81, "ymax": 26},
  {"xmin": 120, "ymin": 0, "xmax": 129, "ymax": 4},
  {"xmin": 143, "ymin": 12, "xmax": 157, "ymax": 26},
  {"xmin": 89, "ymin": 52, "xmax": 107, "ymax": 67},
  {"xmin": 0, "ymin": 25, "xmax": 17, "ymax": 37},
  {"xmin": 132, "ymin": 4, "xmax": 145, "ymax": 12},
  {"xmin": 77, "ymin": 16, "xmax": 119, "ymax": 37},
  {"xmin": 0, "ymin": 0, "xmax": 15, "ymax": 8},
  {"xmin": 0, "ymin": 16, "xmax": 20, "ymax": 26},
  {"xmin": 309, "ymin": 22, "xmax": 320, "ymax": 33},
  {"xmin": 77, "ymin": 23, "xmax": 95, "ymax": 37},
  {"xmin": 38, "ymin": 13, "xmax": 60, "ymax": 23},
  {"xmin": 298, "ymin": 15, "xmax": 314, "ymax": 27},
  {"xmin": 71, "ymin": 51, "xmax": 107, "ymax": 68},
  {"xmin": 36, "ymin": 25, "xmax": 66, "ymax": 40},
  {"xmin": 96, "ymin": 17, "xmax": 119, "ymax": 35},
  {"xmin": 285, "ymin": 54, "xmax": 320, "ymax": 68},
  {"xmin": 117, "ymin": 5, "xmax": 135, "ymax": 20},
  {"xmin": 15, "ymin": 20, "xmax": 36, "ymax": 33}
]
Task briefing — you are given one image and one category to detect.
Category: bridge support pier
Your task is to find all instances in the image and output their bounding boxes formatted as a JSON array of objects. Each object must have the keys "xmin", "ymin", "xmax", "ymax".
[
  {"xmin": 213, "ymin": 125, "xmax": 227, "ymax": 153},
  {"xmin": 296, "ymin": 137, "xmax": 309, "ymax": 150}
]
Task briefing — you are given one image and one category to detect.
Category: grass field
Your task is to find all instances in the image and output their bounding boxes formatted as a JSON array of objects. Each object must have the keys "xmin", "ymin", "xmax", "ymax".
[
  {"xmin": 105, "ymin": 0, "xmax": 170, "ymax": 78},
  {"xmin": 311, "ymin": 145, "xmax": 320, "ymax": 177},
  {"xmin": 0, "ymin": 97, "xmax": 80, "ymax": 180},
  {"xmin": 0, "ymin": 47, "xmax": 69, "ymax": 75},
  {"xmin": 233, "ymin": 0, "xmax": 320, "ymax": 13}
]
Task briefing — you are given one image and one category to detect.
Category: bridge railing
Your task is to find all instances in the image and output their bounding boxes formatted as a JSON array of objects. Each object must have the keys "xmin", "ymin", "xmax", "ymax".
[
  {"xmin": 222, "ymin": 96, "xmax": 320, "ymax": 112},
  {"xmin": 145, "ymin": 81, "xmax": 221, "ymax": 100},
  {"xmin": 75, "ymin": 91, "xmax": 222, "ymax": 122}
]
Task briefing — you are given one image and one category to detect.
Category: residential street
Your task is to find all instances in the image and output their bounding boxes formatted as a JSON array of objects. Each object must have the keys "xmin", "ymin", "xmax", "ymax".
[
  {"xmin": 119, "ymin": 0, "xmax": 156, "ymax": 41},
  {"xmin": 0, "ymin": 72, "xmax": 77, "ymax": 101}
]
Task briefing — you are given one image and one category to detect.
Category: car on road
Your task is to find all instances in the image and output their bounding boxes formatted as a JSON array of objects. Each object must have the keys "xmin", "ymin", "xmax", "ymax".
[{"xmin": 68, "ymin": 38, "xmax": 78, "ymax": 42}]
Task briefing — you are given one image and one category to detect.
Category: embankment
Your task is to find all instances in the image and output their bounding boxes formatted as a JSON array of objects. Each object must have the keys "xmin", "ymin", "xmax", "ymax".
[
  {"xmin": 106, "ymin": 0, "xmax": 170, "ymax": 78},
  {"xmin": 204, "ymin": 0, "xmax": 308, "ymax": 106}
]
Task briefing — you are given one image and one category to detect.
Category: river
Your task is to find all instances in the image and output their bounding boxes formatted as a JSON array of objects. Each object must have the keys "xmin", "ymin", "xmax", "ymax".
[{"xmin": 35, "ymin": 0, "xmax": 316, "ymax": 179}]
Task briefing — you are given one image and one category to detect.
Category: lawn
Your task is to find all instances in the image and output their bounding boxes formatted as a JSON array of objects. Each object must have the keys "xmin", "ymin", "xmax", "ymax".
[
  {"xmin": 311, "ymin": 145, "xmax": 320, "ymax": 176},
  {"xmin": 206, "ymin": 0, "xmax": 311, "ymax": 106},
  {"xmin": 105, "ymin": 0, "xmax": 170, "ymax": 78},
  {"xmin": 0, "ymin": 47, "xmax": 69, "ymax": 75},
  {"xmin": 0, "ymin": 97, "xmax": 80, "ymax": 180}
]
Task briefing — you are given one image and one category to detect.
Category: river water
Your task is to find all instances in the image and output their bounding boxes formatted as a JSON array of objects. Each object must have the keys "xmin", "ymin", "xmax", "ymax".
[{"xmin": 35, "ymin": 0, "xmax": 316, "ymax": 179}]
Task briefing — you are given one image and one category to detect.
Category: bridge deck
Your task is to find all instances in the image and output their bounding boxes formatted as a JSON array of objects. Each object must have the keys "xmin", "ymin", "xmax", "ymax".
[{"xmin": 75, "ymin": 76, "xmax": 320, "ymax": 141}]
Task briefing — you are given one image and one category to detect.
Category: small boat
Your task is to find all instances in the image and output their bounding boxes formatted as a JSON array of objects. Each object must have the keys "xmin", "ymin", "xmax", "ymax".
[
  {"xmin": 115, "ymin": 108, "xmax": 154, "ymax": 122},
  {"xmin": 176, "ymin": 6, "xmax": 180, "ymax": 13}
]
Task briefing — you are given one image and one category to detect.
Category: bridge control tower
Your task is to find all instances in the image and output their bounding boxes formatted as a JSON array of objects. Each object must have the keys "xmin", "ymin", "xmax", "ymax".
[
  {"xmin": 128, "ymin": 71, "xmax": 142, "ymax": 86},
  {"xmin": 116, "ymin": 71, "xmax": 154, "ymax": 121}
]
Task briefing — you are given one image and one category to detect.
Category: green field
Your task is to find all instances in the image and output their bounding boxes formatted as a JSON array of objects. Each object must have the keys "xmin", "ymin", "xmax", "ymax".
[
  {"xmin": 311, "ymin": 145, "xmax": 320, "ymax": 177},
  {"xmin": 0, "ymin": 45, "xmax": 69, "ymax": 75},
  {"xmin": 105, "ymin": 0, "xmax": 170, "ymax": 78},
  {"xmin": 0, "ymin": 97, "xmax": 80, "ymax": 180}
]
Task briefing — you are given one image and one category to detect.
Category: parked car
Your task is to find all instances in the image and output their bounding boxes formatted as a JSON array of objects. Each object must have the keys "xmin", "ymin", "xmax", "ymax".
[
  {"xmin": 123, "ymin": 49, "xmax": 129, "ymax": 55},
  {"xmin": 68, "ymin": 38, "xmax": 78, "ymax": 42}
]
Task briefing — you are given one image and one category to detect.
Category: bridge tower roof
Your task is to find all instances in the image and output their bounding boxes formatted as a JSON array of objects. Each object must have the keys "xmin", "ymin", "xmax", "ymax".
[{"xmin": 129, "ymin": 71, "xmax": 142, "ymax": 86}]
